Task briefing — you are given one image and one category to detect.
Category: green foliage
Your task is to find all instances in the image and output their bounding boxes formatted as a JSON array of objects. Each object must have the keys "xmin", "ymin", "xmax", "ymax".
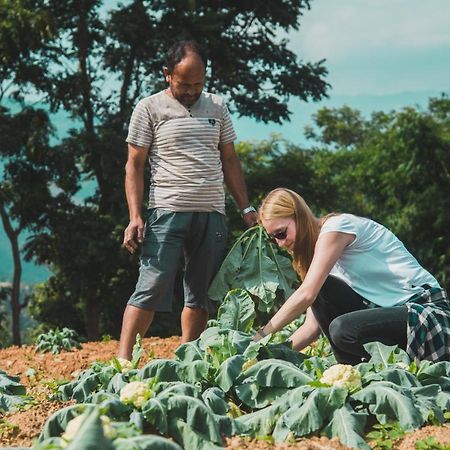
[
  {"xmin": 415, "ymin": 436, "xmax": 449, "ymax": 450},
  {"xmin": 366, "ymin": 422, "xmax": 405, "ymax": 450},
  {"xmin": 209, "ymin": 226, "xmax": 299, "ymax": 326},
  {"xmin": 41, "ymin": 296, "xmax": 450, "ymax": 450},
  {"xmin": 0, "ymin": 369, "xmax": 28, "ymax": 413},
  {"xmin": 35, "ymin": 327, "xmax": 82, "ymax": 354},
  {"xmin": 1, "ymin": 0, "xmax": 329, "ymax": 342}
]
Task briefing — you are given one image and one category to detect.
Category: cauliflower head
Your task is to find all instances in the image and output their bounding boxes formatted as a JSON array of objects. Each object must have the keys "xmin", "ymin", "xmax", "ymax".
[
  {"xmin": 62, "ymin": 414, "xmax": 116, "ymax": 442},
  {"xmin": 115, "ymin": 357, "xmax": 133, "ymax": 373},
  {"xmin": 320, "ymin": 364, "xmax": 362, "ymax": 391},
  {"xmin": 120, "ymin": 380, "xmax": 153, "ymax": 409}
]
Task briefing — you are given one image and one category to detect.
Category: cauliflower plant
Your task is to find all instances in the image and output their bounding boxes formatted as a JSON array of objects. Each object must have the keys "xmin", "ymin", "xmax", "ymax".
[
  {"xmin": 320, "ymin": 364, "xmax": 362, "ymax": 391},
  {"xmin": 115, "ymin": 357, "xmax": 133, "ymax": 373},
  {"xmin": 120, "ymin": 380, "xmax": 153, "ymax": 409},
  {"xmin": 62, "ymin": 414, "xmax": 116, "ymax": 443}
]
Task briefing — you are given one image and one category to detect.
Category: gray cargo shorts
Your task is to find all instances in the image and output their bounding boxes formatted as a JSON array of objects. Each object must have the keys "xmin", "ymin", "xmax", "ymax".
[{"xmin": 127, "ymin": 208, "xmax": 228, "ymax": 313}]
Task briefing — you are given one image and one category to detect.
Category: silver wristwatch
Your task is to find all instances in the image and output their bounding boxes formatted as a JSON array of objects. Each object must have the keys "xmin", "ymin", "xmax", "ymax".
[{"xmin": 240, "ymin": 205, "xmax": 256, "ymax": 217}]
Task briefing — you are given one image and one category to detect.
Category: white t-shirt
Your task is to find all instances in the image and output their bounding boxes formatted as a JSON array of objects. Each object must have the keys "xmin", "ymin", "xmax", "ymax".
[{"xmin": 320, "ymin": 214, "xmax": 440, "ymax": 307}]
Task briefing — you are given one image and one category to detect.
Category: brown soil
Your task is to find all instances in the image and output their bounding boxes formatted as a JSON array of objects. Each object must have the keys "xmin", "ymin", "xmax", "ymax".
[{"xmin": 0, "ymin": 337, "xmax": 448, "ymax": 449}]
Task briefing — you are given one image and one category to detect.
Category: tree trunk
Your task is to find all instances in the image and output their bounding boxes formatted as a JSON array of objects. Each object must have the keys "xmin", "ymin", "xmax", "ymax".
[{"xmin": 0, "ymin": 201, "xmax": 22, "ymax": 346}]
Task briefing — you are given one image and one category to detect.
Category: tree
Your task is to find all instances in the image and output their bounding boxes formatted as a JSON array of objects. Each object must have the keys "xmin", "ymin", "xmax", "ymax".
[
  {"xmin": 3, "ymin": 0, "xmax": 329, "ymax": 340},
  {"xmin": 307, "ymin": 97, "xmax": 450, "ymax": 286}
]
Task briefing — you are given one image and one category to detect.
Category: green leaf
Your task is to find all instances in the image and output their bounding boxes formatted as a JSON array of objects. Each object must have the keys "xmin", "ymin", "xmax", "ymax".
[
  {"xmin": 163, "ymin": 395, "xmax": 224, "ymax": 447},
  {"xmin": 142, "ymin": 396, "xmax": 169, "ymax": 434},
  {"xmin": 39, "ymin": 404, "xmax": 94, "ymax": 441},
  {"xmin": 274, "ymin": 387, "xmax": 348, "ymax": 440},
  {"xmin": 208, "ymin": 228, "xmax": 246, "ymax": 301},
  {"xmin": 139, "ymin": 360, "xmax": 183, "ymax": 382},
  {"xmin": 323, "ymin": 404, "xmax": 369, "ymax": 450},
  {"xmin": 131, "ymin": 333, "xmax": 143, "ymax": 368},
  {"xmin": 202, "ymin": 387, "xmax": 229, "ymax": 415},
  {"xmin": 351, "ymin": 381, "xmax": 424, "ymax": 431},
  {"xmin": 208, "ymin": 226, "xmax": 298, "ymax": 317},
  {"xmin": 170, "ymin": 418, "xmax": 223, "ymax": 450},
  {"xmin": 375, "ymin": 368, "xmax": 422, "ymax": 388},
  {"xmin": 214, "ymin": 355, "xmax": 246, "ymax": 392},
  {"xmin": 363, "ymin": 342, "xmax": 404, "ymax": 369},
  {"xmin": 236, "ymin": 359, "xmax": 313, "ymax": 408},
  {"xmin": 216, "ymin": 289, "xmax": 255, "ymax": 332},
  {"xmin": 114, "ymin": 435, "xmax": 183, "ymax": 450},
  {"xmin": 175, "ymin": 339, "xmax": 204, "ymax": 362},
  {"xmin": 236, "ymin": 401, "xmax": 289, "ymax": 438},
  {"xmin": 66, "ymin": 407, "xmax": 115, "ymax": 450}
]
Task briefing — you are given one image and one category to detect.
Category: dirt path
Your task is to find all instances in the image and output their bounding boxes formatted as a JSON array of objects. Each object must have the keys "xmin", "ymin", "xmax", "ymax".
[{"xmin": 0, "ymin": 338, "xmax": 448, "ymax": 449}]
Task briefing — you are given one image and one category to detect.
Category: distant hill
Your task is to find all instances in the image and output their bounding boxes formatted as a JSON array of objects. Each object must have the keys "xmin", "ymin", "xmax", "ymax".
[{"xmin": 1, "ymin": 89, "xmax": 448, "ymax": 284}]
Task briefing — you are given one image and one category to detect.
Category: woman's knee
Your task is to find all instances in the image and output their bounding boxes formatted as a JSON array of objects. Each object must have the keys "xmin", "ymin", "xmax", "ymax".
[{"xmin": 329, "ymin": 315, "xmax": 357, "ymax": 348}]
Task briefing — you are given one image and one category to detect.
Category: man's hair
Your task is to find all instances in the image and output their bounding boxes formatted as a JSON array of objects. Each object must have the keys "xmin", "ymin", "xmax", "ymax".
[{"xmin": 165, "ymin": 40, "xmax": 208, "ymax": 73}]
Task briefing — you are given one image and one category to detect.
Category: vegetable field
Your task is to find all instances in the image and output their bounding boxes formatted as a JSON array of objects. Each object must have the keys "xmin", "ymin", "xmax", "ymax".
[
  {"xmin": 0, "ymin": 333, "xmax": 449, "ymax": 449},
  {"xmin": 0, "ymin": 227, "xmax": 449, "ymax": 449}
]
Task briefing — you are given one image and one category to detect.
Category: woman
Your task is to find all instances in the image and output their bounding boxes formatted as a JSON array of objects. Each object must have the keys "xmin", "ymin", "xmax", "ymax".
[{"xmin": 255, "ymin": 188, "xmax": 449, "ymax": 364}]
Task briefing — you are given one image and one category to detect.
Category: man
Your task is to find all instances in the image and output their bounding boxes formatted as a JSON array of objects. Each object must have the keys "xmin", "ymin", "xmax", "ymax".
[{"xmin": 119, "ymin": 41, "xmax": 257, "ymax": 360}]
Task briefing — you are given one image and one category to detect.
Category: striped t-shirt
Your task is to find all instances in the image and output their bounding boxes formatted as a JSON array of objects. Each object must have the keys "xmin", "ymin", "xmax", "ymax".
[{"xmin": 126, "ymin": 90, "xmax": 237, "ymax": 214}]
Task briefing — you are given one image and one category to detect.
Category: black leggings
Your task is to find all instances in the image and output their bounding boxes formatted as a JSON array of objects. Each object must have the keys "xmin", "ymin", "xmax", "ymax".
[{"xmin": 311, "ymin": 276, "xmax": 408, "ymax": 365}]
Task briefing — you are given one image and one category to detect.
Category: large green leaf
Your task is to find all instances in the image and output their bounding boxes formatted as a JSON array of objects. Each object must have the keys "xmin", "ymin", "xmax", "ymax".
[
  {"xmin": 208, "ymin": 226, "xmax": 298, "ymax": 315},
  {"xmin": 214, "ymin": 355, "xmax": 246, "ymax": 392},
  {"xmin": 216, "ymin": 289, "xmax": 255, "ymax": 332},
  {"xmin": 273, "ymin": 387, "xmax": 347, "ymax": 441},
  {"xmin": 66, "ymin": 407, "xmax": 115, "ymax": 450},
  {"xmin": 39, "ymin": 404, "xmax": 94, "ymax": 441},
  {"xmin": 242, "ymin": 359, "xmax": 313, "ymax": 387},
  {"xmin": 114, "ymin": 435, "xmax": 183, "ymax": 450},
  {"xmin": 235, "ymin": 359, "xmax": 313, "ymax": 408},
  {"xmin": 208, "ymin": 230, "xmax": 244, "ymax": 302},
  {"xmin": 351, "ymin": 381, "xmax": 424, "ymax": 431},
  {"xmin": 374, "ymin": 368, "xmax": 421, "ymax": 388},
  {"xmin": 416, "ymin": 361, "xmax": 450, "ymax": 381},
  {"xmin": 162, "ymin": 395, "xmax": 225, "ymax": 449},
  {"xmin": 0, "ymin": 370, "xmax": 27, "ymax": 396},
  {"xmin": 363, "ymin": 342, "xmax": 410, "ymax": 369},
  {"xmin": 322, "ymin": 404, "xmax": 369, "ymax": 450},
  {"xmin": 410, "ymin": 385, "xmax": 445, "ymax": 423},
  {"xmin": 202, "ymin": 387, "xmax": 229, "ymax": 415},
  {"xmin": 236, "ymin": 402, "xmax": 288, "ymax": 438},
  {"xmin": 174, "ymin": 339, "xmax": 204, "ymax": 363},
  {"xmin": 139, "ymin": 360, "xmax": 183, "ymax": 382},
  {"xmin": 142, "ymin": 397, "xmax": 168, "ymax": 434},
  {"xmin": 170, "ymin": 418, "xmax": 223, "ymax": 450},
  {"xmin": 179, "ymin": 360, "xmax": 210, "ymax": 384}
]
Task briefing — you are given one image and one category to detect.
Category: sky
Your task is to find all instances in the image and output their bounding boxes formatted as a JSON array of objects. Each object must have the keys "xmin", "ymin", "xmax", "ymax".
[
  {"xmin": 2, "ymin": 0, "xmax": 450, "ymax": 283},
  {"xmin": 233, "ymin": 0, "xmax": 450, "ymax": 143}
]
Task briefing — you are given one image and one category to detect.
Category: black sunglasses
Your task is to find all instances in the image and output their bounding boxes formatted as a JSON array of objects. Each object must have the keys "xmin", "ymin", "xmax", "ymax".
[
  {"xmin": 269, "ymin": 229, "xmax": 288, "ymax": 241},
  {"xmin": 268, "ymin": 219, "xmax": 293, "ymax": 241}
]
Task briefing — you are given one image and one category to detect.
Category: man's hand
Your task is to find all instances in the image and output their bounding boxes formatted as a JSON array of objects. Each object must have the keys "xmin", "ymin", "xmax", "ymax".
[
  {"xmin": 123, "ymin": 218, "xmax": 144, "ymax": 254},
  {"xmin": 242, "ymin": 210, "xmax": 258, "ymax": 228}
]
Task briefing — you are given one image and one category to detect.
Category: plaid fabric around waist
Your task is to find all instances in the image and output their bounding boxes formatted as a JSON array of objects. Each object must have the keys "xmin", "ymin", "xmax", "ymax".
[{"xmin": 406, "ymin": 287, "xmax": 450, "ymax": 362}]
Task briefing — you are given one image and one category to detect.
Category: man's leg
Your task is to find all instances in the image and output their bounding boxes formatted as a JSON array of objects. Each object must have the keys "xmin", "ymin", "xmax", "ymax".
[
  {"xmin": 118, "ymin": 209, "xmax": 186, "ymax": 359},
  {"xmin": 180, "ymin": 306, "xmax": 208, "ymax": 343},
  {"xmin": 118, "ymin": 305, "xmax": 155, "ymax": 360},
  {"xmin": 182, "ymin": 212, "xmax": 228, "ymax": 341}
]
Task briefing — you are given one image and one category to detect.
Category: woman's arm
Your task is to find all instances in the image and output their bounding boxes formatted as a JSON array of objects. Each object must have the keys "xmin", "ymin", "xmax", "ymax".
[
  {"xmin": 256, "ymin": 231, "xmax": 354, "ymax": 338},
  {"xmin": 289, "ymin": 308, "xmax": 321, "ymax": 351}
]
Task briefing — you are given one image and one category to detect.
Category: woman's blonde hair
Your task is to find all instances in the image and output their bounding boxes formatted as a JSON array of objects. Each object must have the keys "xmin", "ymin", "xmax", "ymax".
[{"xmin": 259, "ymin": 188, "xmax": 320, "ymax": 280}]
